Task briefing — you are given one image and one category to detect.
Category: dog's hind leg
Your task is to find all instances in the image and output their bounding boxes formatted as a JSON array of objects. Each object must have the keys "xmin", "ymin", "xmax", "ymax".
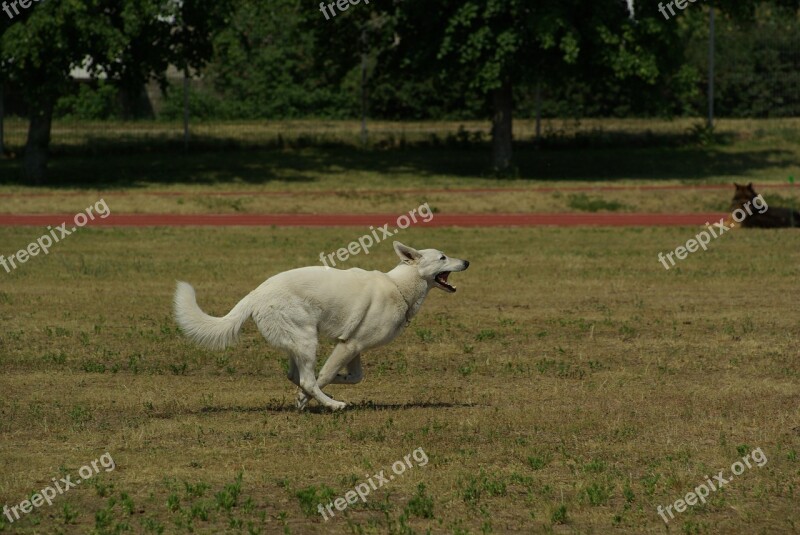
[{"xmin": 286, "ymin": 357, "xmax": 311, "ymax": 411}]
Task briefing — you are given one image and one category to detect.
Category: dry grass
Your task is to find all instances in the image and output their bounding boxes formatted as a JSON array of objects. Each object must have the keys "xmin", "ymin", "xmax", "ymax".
[
  {"xmin": 2, "ymin": 185, "xmax": 799, "ymax": 217},
  {"xmin": 1, "ymin": 225, "xmax": 798, "ymax": 534}
]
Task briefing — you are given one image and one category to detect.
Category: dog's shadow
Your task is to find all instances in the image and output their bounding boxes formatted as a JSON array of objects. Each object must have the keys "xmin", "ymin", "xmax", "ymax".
[{"xmin": 196, "ymin": 400, "xmax": 477, "ymax": 415}]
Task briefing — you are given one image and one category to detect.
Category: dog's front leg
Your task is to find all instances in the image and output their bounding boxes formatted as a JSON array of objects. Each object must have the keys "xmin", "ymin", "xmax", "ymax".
[{"xmin": 316, "ymin": 342, "xmax": 361, "ymax": 389}]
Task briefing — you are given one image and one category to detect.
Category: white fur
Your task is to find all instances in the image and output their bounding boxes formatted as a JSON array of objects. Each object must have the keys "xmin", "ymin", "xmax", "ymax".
[{"xmin": 174, "ymin": 241, "xmax": 469, "ymax": 411}]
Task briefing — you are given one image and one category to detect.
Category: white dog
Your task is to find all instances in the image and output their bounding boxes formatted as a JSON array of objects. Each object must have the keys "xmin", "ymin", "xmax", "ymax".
[{"xmin": 174, "ymin": 242, "xmax": 469, "ymax": 411}]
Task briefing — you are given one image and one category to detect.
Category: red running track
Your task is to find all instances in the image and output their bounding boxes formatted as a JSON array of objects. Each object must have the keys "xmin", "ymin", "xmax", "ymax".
[{"xmin": 0, "ymin": 213, "xmax": 729, "ymax": 227}]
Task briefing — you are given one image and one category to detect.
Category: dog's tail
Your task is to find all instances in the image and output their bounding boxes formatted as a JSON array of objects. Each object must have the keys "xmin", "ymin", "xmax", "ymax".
[{"xmin": 173, "ymin": 281, "xmax": 252, "ymax": 350}]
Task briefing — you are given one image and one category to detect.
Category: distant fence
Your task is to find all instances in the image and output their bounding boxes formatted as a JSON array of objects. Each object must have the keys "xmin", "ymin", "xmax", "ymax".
[
  {"xmin": 5, "ymin": 116, "xmax": 800, "ymax": 155},
  {"xmin": 0, "ymin": 118, "xmax": 500, "ymax": 152}
]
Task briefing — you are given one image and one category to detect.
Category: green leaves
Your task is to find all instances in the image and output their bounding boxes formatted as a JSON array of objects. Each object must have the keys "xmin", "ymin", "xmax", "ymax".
[{"xmin": 0, "ymin": 0, "xmax": 231, "ymax": 107}]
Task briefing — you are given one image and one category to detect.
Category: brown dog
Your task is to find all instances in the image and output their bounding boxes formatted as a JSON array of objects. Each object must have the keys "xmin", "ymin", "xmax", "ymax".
[{"xmin": 732, "ymin": 183, "xmax": 799, "ymax": 228}]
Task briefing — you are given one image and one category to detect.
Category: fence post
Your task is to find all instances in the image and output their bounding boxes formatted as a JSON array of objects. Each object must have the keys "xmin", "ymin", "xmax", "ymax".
[
  {"xmin": 183, "ymin": 68, "xmax": 190, "ymax": 151},
  {"xmin": 708, "ymin": 2, "xmax": 715, "ymax": 130},
  {"xmin": 535, "ymin": 81, "xmax": 541, "ymax": 142},
  {"xmin": 360, "ymin": 27, "xmax": 369, "ymax": 147}
]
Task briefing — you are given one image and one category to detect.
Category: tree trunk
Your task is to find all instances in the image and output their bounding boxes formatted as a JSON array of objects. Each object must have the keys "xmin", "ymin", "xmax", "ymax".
[
  {"xmin": 491, "ymin": 79, "xmax": 513, "ymax": 172},
  {"xmin": 0, "ymin": 82, "xmax": 5, "ymax": 156},
  {"xmin": 119, "ymin": 83, "xmax": 155, "ymax": 120},
  {"xmin": 23, "ymin": 102, "xmax": 54, "ymax": 184}
]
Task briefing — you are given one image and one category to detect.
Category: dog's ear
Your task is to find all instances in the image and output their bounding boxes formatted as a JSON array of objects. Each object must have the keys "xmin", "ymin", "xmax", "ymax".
[{"xmin": 393, "ymin": 241, "xmax": 422, "ymax": 263}]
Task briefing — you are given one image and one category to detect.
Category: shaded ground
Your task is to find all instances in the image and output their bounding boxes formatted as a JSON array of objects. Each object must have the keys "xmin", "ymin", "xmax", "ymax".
[{"xmin": 2, "ymin": 118, "xmax": 800, "ymax": 189}]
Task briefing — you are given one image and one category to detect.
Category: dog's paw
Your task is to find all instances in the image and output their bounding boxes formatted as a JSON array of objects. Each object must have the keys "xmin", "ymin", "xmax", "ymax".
[
  {"xmin": 296, "ymin": 391, "xmax": 309, "ymax": 411},
  {"xmin": 329, "ymin": 400, "xmax": 347, "ymax": 412}
]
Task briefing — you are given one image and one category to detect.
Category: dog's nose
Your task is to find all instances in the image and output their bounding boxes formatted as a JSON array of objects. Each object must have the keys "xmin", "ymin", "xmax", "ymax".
[{"xmin": 463, "ymin": 260, "xmax": 470, "ymax": 269}]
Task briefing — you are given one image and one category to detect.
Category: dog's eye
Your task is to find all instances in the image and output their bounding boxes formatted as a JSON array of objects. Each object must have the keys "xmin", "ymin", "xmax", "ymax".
[{"xmin": 440, "ymin": 255, "xmax": 446, "ymax": 260}]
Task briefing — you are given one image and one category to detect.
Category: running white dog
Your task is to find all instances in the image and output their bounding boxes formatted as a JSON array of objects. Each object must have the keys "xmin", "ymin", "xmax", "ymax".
[{"xmin": 174, "ymin": 242, "xmax": 469, "ymax": 411}]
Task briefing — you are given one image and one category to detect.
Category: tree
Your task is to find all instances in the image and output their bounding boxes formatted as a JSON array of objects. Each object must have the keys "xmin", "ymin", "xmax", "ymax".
[
  {"xmin": 1, "ymin": 3, "xmax": 94, "ymax": 183},
  {"xmin": 434, "ymin": 0, "xmax": 681, "ymax": 171},
  {"xmin": 0, "ymin": 0, "xmax": 230, "ymax": 184},
  {"xmin": 206, "ymin": 0, "xmax": 354, "ymax": 119}
]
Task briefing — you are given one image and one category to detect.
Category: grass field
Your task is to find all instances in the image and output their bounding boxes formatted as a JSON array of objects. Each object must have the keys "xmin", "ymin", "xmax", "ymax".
[
  {"xmin": 1, "ymin": 225, "xmax": 799, "ymax": 534},
  {"xmin": 1, "ymin": 118, "xmax": 799, "ymax": 534}
]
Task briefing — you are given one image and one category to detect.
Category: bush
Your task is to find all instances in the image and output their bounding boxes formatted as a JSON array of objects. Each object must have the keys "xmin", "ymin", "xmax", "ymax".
[{"xmin": 55, "ymin": 81, "xmax": 119, "ymax": 120}]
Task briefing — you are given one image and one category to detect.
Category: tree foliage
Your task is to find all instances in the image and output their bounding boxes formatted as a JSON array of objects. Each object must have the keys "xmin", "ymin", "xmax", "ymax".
[{"xmin": 0, "ymin": 0, "xmax": 230, "ymax": 181}]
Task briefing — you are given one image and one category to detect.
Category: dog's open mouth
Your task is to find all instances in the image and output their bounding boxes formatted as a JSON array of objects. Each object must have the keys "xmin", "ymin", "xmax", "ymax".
[{"xmin": 434, "ymin": 271, "xmax": 456, "ymax": 293}]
